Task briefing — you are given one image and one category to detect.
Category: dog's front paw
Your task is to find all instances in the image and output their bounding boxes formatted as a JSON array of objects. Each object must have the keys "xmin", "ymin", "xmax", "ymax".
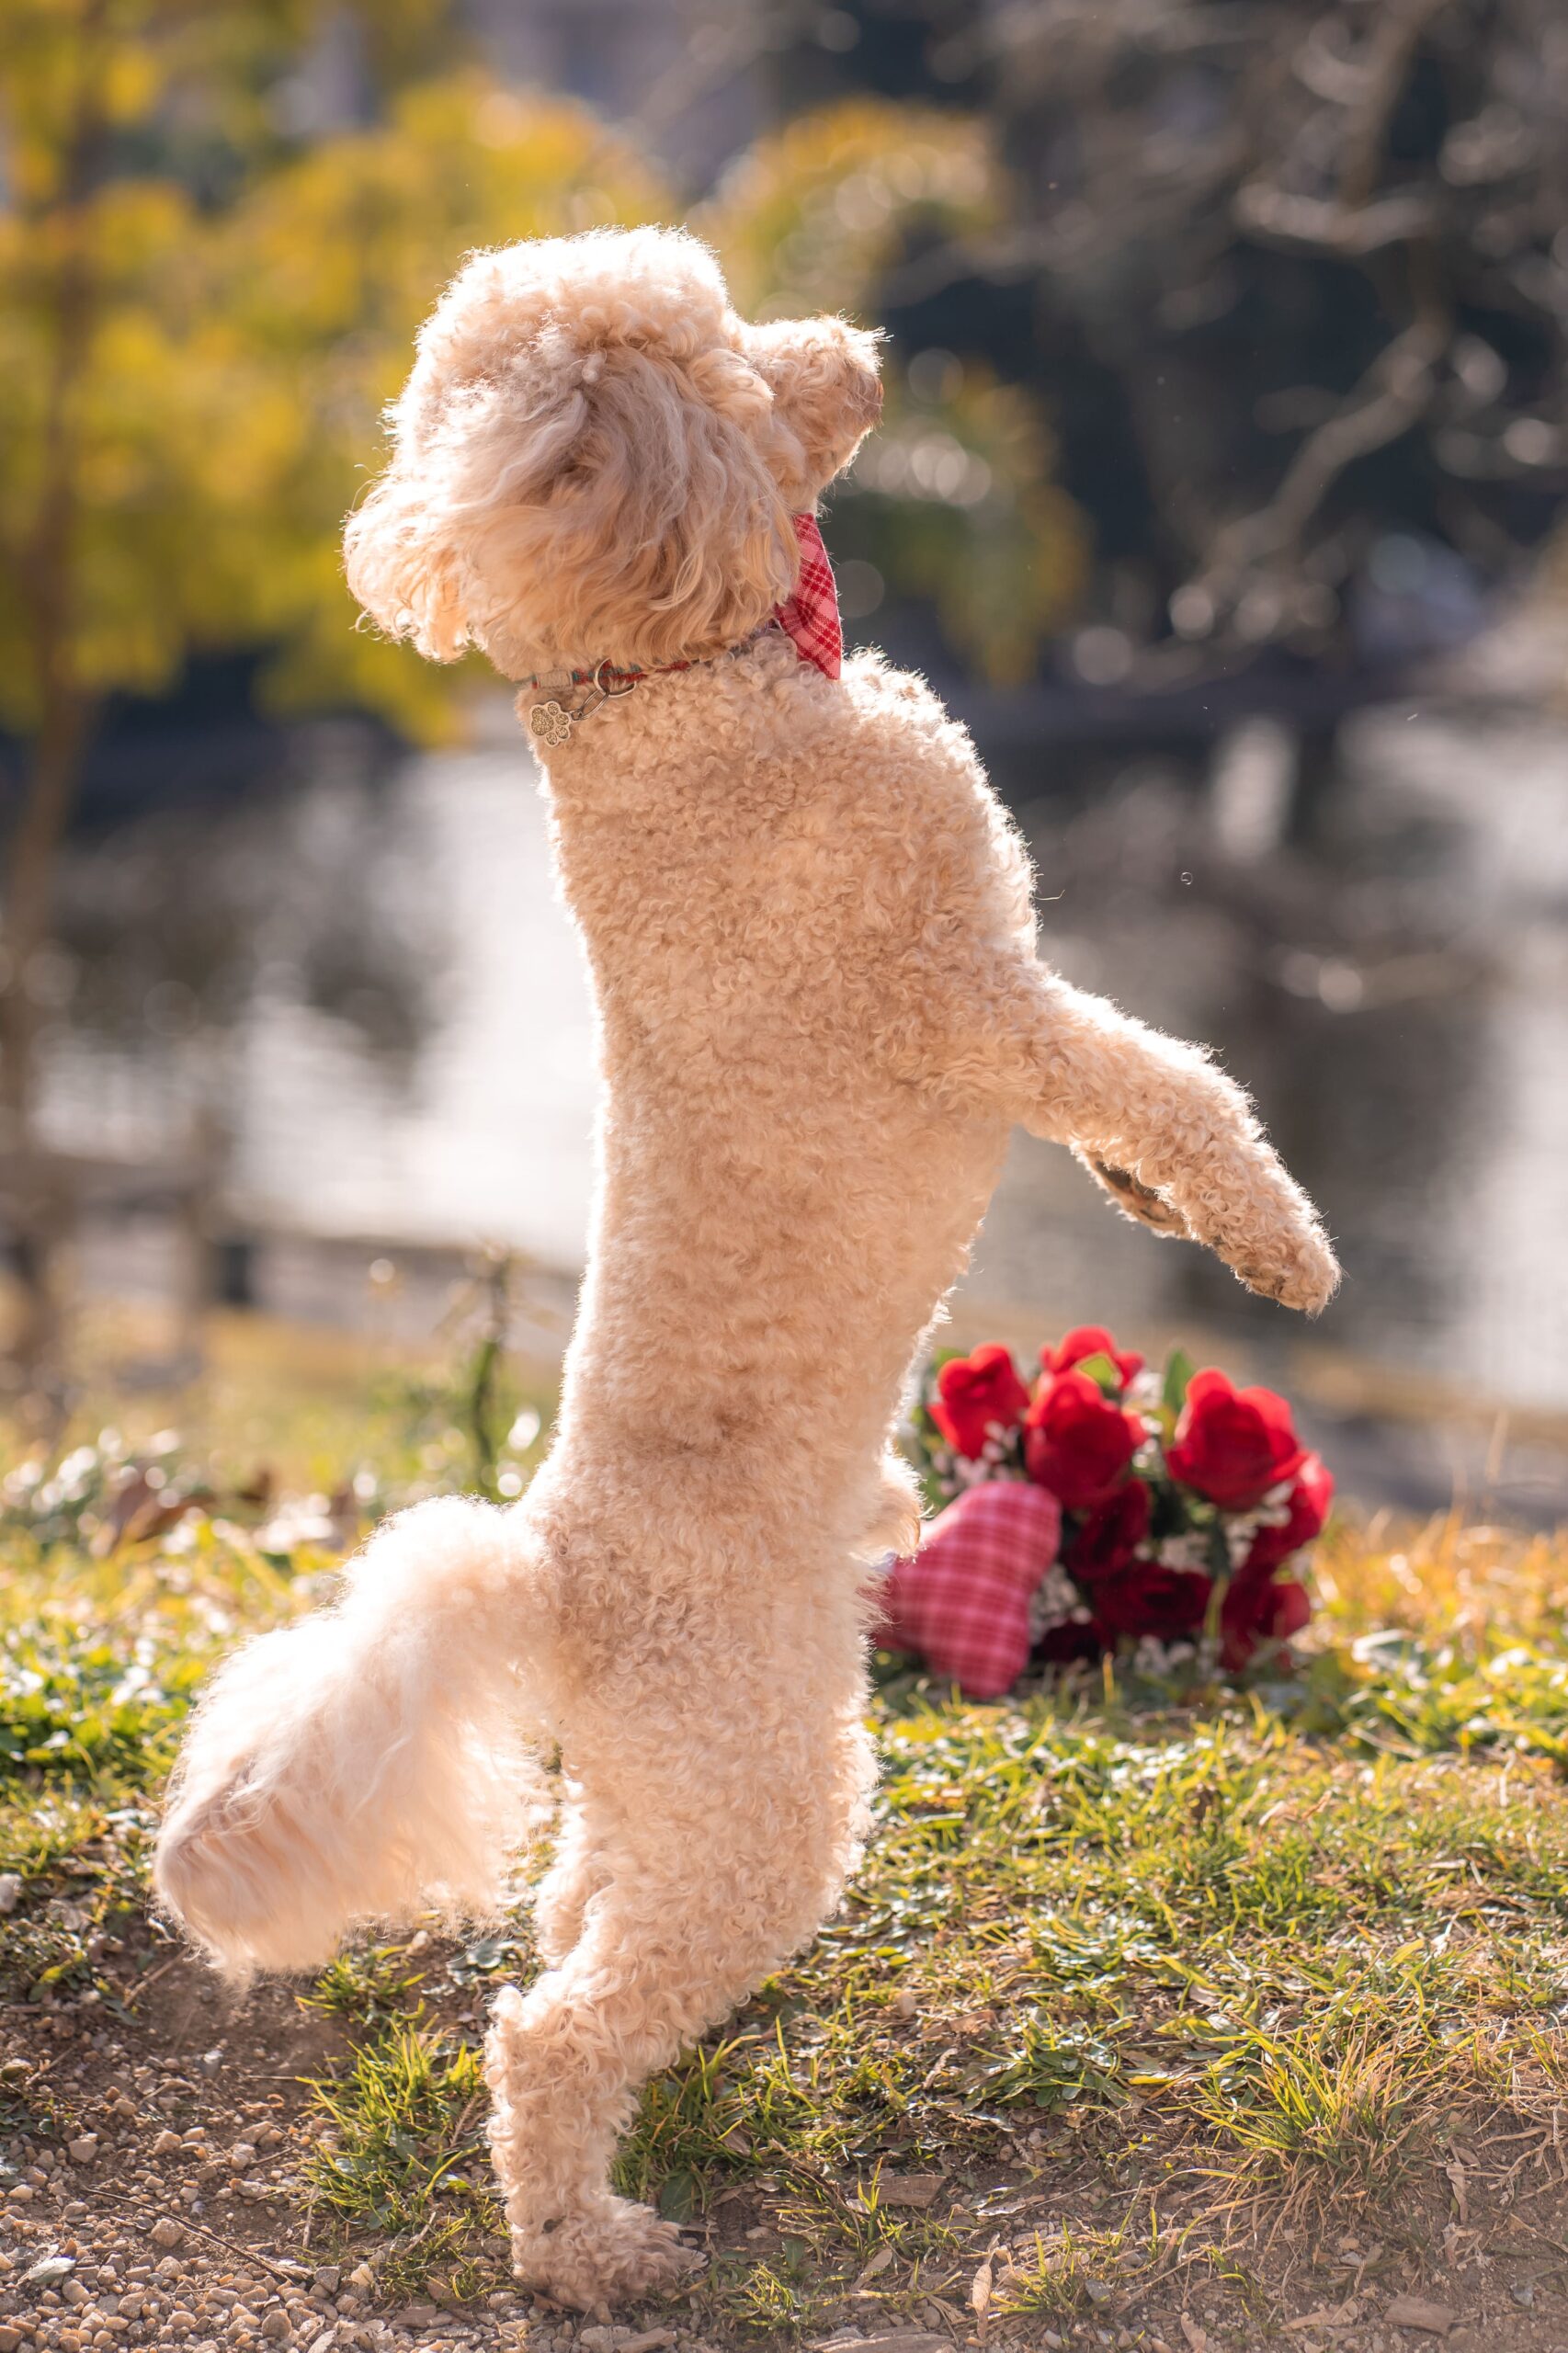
[
  {"xmin": 1188, "ymin": 1185, "xmax": 1341, "ymax": 1314},
  {"xmin": 1230, "ymin": 1221, "xmax": 1341, "ymax": 1314},
  {"xmin": 512, "ymin": 2196, "xmax": 704, "ymax": 2310}
]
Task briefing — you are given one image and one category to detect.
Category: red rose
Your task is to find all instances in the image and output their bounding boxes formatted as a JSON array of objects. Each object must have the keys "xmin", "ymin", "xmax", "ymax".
[
  {"xmin": 1065, "ymin": 1478, "xmax": 1152, "ymax": 1585},
  {"xmin": 929, "ymin": 1343, "xmax": 1032, "ymax": 1460},
  {"xmin": 1042, "ymin": 1325, "xmax": 1144, "ymax": 1391},
  {"xmin": 1023, "ymin": 1370, "xmax": 1146, "ymax": 1510},
  {"xmin": 1092, "ymin": 1562, "xmax": 1212, "ymax": 1643},
  {"xmin": 1243, "ymin": 1453, "xmax": 1334, "ymax": 1572},
  {"xmin": 1036, "ymin": 1619, "xmax": 1104, "ymax": 1666},
  {"xmin": 1221, "ymin": 1565, "xmax": 1312, "ymax": 1667},
  {"xmin": 1165, "ymin": 1369, "xmax": 1307, "ymax": 1509}
]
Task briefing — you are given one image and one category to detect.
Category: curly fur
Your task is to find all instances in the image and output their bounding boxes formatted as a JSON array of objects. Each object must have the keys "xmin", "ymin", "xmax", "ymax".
[{"xmin": 155, "ymin": 226, "xmax": 1338, "ymax": 2309}]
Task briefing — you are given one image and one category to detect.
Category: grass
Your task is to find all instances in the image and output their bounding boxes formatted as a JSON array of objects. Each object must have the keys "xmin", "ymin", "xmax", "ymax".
[{"xmin": 3, "ymin": 1347, "xmax": 1568, "ymax": 2343}]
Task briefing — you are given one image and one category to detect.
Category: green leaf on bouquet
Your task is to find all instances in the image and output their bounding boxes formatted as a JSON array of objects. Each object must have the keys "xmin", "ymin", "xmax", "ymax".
[
  {"xmin": 1162, "ymin": 1347, "xmax": 1196, "ymax": 1415},
  {"xmin": 1072, "ymin": 1352, "xmax": 1123, "ymax": 1395}
]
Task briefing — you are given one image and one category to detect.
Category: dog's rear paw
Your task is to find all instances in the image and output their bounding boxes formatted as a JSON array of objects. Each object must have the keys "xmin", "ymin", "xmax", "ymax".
[{"xmin": 512, "ymin": 2197, "xmax": 704, "ymax": 2309}]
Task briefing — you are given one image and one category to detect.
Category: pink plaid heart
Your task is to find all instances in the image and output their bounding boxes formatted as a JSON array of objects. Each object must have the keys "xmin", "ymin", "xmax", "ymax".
[
  {"xmin": 875, "ymin": 1481, "xmax": 1062, "ymax": 1699},
  {"xmin": 774, "ymin": 511, "xmax": 843, "ymax": 678}
]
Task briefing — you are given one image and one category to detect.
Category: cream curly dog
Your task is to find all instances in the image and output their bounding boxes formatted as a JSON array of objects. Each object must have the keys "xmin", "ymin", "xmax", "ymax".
[{"xmin": 154, "ymin": 226, "xmax": 1339, "ymax": 2308}]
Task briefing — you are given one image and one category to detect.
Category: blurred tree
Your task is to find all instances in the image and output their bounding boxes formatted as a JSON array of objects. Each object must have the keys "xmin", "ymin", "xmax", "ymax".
[
  {"xmin": 855, "ymin": 0, "xmax": 1568, "ymax": 685},
  {"xmin": 0, "ymin": 2, "xmax": 657, "ymax": 1366},
  {"xmin": 701, "ymin": 96, "xmax": 1089, "ymax": 676}
]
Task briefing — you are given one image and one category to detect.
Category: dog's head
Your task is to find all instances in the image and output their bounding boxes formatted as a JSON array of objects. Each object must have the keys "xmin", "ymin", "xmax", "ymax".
[{"xmin": 344, "ymin": 226, "xmax": 881, "ymax": 677}]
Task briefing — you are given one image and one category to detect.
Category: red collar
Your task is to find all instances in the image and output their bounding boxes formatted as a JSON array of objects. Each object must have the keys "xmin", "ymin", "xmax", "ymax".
[{"xmin": 521, "ymin": 513, "xmax": 842, "ymax": 748}]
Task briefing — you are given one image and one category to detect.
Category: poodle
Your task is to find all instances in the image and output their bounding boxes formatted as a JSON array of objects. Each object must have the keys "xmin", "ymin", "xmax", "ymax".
[{"xmin": 154, "ymin": 225, "xmax": 1339, "ymax": 2309}]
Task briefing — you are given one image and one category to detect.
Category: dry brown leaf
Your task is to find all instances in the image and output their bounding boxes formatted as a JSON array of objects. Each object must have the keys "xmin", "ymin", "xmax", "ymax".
[
  {"xmin": 971, "ymin": 2244, "xmax": 997, "ymax": 2346},
  {"xmin": 875, "ymin": 2174, "xmax": 944, "ymax": 2209},
  {"xmin": 1385, "ymin": 2295, "xmax": 1457, "ymax": 2336}
]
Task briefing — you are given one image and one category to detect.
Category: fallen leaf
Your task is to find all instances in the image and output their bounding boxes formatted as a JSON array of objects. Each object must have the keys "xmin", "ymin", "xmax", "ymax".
[
  {"xmin": 842, "ymin": 2337, "xmax": 952, "ymax": 2353},
  {"xmin": 875, "ymin": 2174, "xmax": 944, "ymax": 2209},
  {"xmin": 971, "ymin": 2245, "xmax": 997, "ymax": 2346},
  {"xmin": 1385, "ymin": 2295, "xmax": 1457, "ymax": 2336}
]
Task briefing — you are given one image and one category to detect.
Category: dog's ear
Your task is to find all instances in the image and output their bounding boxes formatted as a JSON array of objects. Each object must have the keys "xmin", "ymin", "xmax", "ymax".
[
  {"xmin": 745, "ymin": 317, "xmax": 883, "ymax": 505},
  {"xmin": 345, "ymin": 278, "xmax": 802, "ymax": 676},
  {"xmin": 343, "ymin": 336, "xmax": 597, "ymax": 671}
]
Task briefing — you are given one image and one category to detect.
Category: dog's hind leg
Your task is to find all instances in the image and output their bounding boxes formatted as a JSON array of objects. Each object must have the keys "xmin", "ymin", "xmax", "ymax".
[
  {"xmin": 486, "ymin": 1696, "xmax": 875, "ymax": 2308},
  {"xmin": 532, "ymin": 1779, "xmax": 611, "ymax": 1966},
  {"xmin": 155, "ymin": 1495, "xmax": 550, "ymax": 1979}
]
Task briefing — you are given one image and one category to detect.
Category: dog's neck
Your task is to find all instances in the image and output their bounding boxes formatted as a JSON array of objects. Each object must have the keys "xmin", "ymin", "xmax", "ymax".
[{"xmin": 516, "ymin": 515, "xmax": 843, "ymax": 750}]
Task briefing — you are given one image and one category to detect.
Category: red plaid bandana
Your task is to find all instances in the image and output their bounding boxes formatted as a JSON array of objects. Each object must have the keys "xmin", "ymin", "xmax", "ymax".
[
  {"xmin": 773, "ymin": 510, "xmax": 843, "ymax": 679},
  {"xmin": 875, "ymin": 1482, "xmax": 1062, "ymax": 1700}
]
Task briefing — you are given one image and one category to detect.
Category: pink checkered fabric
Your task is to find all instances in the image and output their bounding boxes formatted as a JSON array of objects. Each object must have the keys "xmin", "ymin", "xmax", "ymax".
[
  {"xmin": 774, "ymin": 511, "xmax": 843, "ymax": 678},
  {"xmin": 875, "ymin": 1482, "xmax": 1062, "ymax": 1700}
]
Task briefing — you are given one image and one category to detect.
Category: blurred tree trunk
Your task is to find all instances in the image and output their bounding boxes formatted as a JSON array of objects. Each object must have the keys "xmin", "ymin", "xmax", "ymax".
[
  {"xmin": 0, "ymin": 696, "xmax": 94, "ymax": 1377},
  {"xmin": 0, "ymin": 21, "xmax": 102, "ymax": 1381}
]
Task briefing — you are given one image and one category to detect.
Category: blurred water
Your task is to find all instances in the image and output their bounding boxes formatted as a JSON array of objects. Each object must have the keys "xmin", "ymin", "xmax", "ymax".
[{"xmin": 37, "ymin": 691, "xmax": 1568, "ymax": 1414}]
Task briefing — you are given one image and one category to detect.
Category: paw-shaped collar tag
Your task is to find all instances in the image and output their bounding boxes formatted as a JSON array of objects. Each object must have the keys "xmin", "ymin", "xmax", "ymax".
[{"xmin": 526, "ymin": 660, "xmax": 640, "ymax": 749}]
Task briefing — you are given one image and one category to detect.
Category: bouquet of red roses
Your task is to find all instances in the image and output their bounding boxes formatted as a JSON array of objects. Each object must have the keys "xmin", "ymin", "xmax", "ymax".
[{"xmin": 876, "ymin": 1327, "xmax": 1333, "ymax": 1699}]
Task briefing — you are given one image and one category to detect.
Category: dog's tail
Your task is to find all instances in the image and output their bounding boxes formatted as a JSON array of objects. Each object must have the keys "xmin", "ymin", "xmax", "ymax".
[{"xmin": 153, "ymin": 1495, "xmax": 551, "ymax": 1984}]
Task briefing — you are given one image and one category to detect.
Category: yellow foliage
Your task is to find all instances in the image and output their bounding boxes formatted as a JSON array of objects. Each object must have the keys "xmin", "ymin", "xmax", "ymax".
[
  {"xmin": 0, "ymin": 19, "xmax": 667, "ymax": 739},
  {"xmin": 701, "ymin": 95, "xmax": 1003, "ymax": 317},
  {"xmin": 0, "ymin": 14, "xmax": 1087, "ymax": 744}
]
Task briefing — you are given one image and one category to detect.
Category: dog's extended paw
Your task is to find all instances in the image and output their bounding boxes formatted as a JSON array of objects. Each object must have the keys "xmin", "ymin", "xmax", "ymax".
[
  {"xmin": 1206, "ymin": 1210, "xmax": 1340, "ymax": 1315},
  {"xmin": 511, "ymin": 2196, "xmax": 704, "ymax": 2310}
]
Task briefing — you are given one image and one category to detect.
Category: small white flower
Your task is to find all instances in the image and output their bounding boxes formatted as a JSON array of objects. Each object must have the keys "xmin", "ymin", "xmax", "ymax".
[{"xmin": 1028, "ymin": 1565, "xmax": 1078, "ymax": 1639}]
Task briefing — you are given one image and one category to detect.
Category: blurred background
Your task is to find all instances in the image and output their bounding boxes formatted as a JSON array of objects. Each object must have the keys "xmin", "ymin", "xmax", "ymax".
[{"xmin": 3, "ymin": 0, "xmax": 1567, "ymax": 1513}]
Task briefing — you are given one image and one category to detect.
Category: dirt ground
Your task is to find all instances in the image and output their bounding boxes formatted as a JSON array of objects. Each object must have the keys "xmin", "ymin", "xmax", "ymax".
[{"xmin": 6, "ymin": 1912, "xmax": 1568, "ymax": 2353}]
